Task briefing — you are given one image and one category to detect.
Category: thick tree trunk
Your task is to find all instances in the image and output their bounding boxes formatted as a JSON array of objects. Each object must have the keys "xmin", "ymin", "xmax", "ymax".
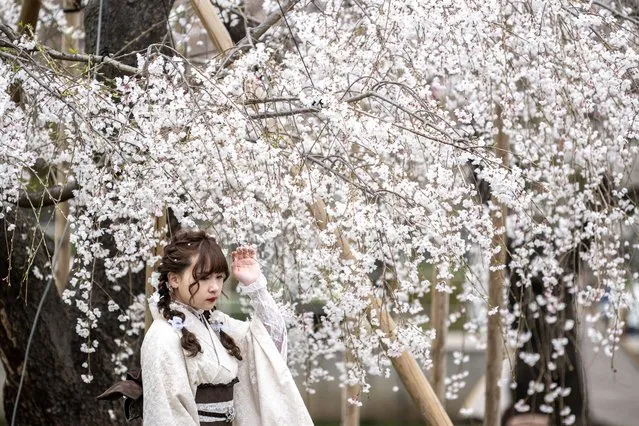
[
  {"xmin": 505, "ymin": 248, "xmax": 588, "ymax": 426},
  {"xmin": 0, "ymin": 214, "xmax": 145, "ymax": 425},
  {"xmin": 1, "ymin": 0, "xmax": 262, "ymax": 422},
  {"xmin": 1, "ymin": 2, "xmax": 180, "ymax": 423},
  {"xmin": 84, "ymin": 0, "xmax": 176, "ymax": 78}
]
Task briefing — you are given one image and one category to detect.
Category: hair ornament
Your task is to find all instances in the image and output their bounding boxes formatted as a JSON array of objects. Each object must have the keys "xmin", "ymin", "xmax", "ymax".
[
  {"xmin": 210, "ymin": 319, "xmax": 224, "ymax": 334},
  {"xmin": 149, "ymin": 292, "xmax": 161, "ymax": 304},
  {"xmin": 150, "ymin": 272, "xmax": 160, "ymax": 289},
  {"xmin": 168, "ymin": 316, "xmax": 184, "ymax": 331}
]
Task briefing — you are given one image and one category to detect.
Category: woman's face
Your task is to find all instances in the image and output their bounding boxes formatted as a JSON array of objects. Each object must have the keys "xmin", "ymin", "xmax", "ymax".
[{"xmin": 169, "ymin": 254, "xmax": 225, "ymax": 311}]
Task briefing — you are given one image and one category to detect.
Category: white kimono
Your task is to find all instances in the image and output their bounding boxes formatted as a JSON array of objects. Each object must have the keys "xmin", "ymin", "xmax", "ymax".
[{"xmin": 141, "ymin": 275, "xmax": 313, "ymax": 426}]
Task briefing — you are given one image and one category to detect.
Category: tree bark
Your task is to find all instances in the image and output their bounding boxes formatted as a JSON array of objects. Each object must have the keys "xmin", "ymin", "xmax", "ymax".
[
  {"xmin": 501, "ymin": 239, "xmax": 589, "ymax": 425},
  {"xmin": 84, "ymin": 0, "xmax": 176, "ymax": 78},
  {"xmin": 1, "ymin": 214, "xmax": 144, "ymax": 425},
  {"xmin": 1, "ymin": 2, "xmax": 179, "ymax": 423}
]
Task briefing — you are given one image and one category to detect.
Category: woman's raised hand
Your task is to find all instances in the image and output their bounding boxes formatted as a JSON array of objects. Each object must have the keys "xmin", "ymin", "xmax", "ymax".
[{"xmin": 231, "ymin": 246, "xmax": 261, "ymax": 285}]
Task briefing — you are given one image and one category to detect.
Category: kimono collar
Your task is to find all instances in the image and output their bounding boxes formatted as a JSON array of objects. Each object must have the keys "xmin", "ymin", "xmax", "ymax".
[
  {"xmin": 147, "ymin": 292, "xmax": 226, "ymax": 333},
  {"xmin": 147, "ymin": 292, "xmax": 236, "ymax": 374},
  {"xmin": 148, "ymin": 292, "xmax": 206, "ymax": 321},
  {"xmin": 170, "ymin": 299, "xmax": 205, "ymax": 316}
]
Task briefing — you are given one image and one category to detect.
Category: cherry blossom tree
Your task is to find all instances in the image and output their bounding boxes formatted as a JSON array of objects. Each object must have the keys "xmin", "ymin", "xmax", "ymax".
[{"xmin": 1, "ymin": 0, "xmax": 638, "ymax": 424}]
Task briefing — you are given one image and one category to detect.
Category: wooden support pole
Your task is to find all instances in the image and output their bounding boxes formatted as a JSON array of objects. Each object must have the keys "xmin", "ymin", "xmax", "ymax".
[
  {"xmin": 310, "ymin": 199, "xmax": 361, "ymax": 426},
  {"xmin": 190, "ymin": 0, "xmax": 234, "ymax": 53},
  {"xmin": 484, "ymin": 105, "xmax": 509, "ymax": 426},
  {"xmin": 145, "ymin": 211, "xmax": 167, "ymax": 332},
  {"xmin": 370, "ymin": 297, "xmax": 453, "ymax": 426},
  {"xmin": 53, "ymin": 183, "xmax": 71, "ymax": 293},
  {"xmin": 310, "ymin": 199, "xmax": 452, "ymax": 425},
  {"xmin": 61, "ymin": 0, "xmax": 82, "ymax": 52},
  {"xmin": 340, "ymin": 344, "xmax": 361, "ymax": 426},
  {"xmin": 53, "ymin": 0, "xmax": 82, "ymax": 293},
  {"xmin": 431, "ymin": 267, "xmax": 449, "ymax": 402},
  {"xmin": 18, "ymin": 0, "xmax": 41, "ymax": 33}
]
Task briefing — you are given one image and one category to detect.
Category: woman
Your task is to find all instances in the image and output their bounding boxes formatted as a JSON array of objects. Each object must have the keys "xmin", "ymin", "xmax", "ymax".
[{"xmin": 141, "ymin": 229, "xmax": 313, "ymax": 425}]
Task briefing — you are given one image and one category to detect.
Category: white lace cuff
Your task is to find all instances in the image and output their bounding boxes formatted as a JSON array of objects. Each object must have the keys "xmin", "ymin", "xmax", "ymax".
[
  {"xmin": 237, "ymin": 274, "xmax": 267, "ymax": 294},
  {"xmin": 237, "ymin": 274, "xmax": 287, "ymax": 359}
]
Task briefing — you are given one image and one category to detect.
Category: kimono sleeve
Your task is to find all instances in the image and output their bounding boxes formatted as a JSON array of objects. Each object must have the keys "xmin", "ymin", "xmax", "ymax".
[
  {"xmin": 141, "ymin": 321, "xmax": 199, "ymax": 426},
  {"xmin": 233, "ymin": 318, "xmax": 314, "ymax": 426},
  {"xmin": 237, "ymin": 274, "xmax": 288, "ymax": 359}
]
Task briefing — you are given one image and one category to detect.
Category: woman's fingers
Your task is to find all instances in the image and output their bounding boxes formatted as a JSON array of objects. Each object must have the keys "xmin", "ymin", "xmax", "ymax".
[{"xmin": 232, "ymin": 245, "xmax": 256, "ymax": 260}]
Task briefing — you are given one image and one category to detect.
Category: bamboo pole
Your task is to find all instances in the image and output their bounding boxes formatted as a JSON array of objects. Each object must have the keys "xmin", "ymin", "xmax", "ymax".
[
  {"xmin": 53, "ymin": 181, "xmax": 71, "ymax": 293},
  {"xmin": 145, "ymin": 211, "xmax": 167, "ymax": 332},
  {"xmin": 18, "ymin": 0, "xmax": 41, "ymax": 33},
  {"xmin": 310, "ymin": 200, "xmax": 361, "ymax": 426},
  {"xmin": 310, "ymin": 199, "xmax": 452, "ymax": 425},
  {"xmin": 369, "ymin": 296, "xmax": 453, "ymax": 426},
  {"xmin": 61, "ymin": 0, "xmax": 82, "ymax": 51},
  {"xmin": 340, "ymin": 344, "xmax": 361, "ymax": 426},
  {"xmin": 53, "ymin": 0, "xmax": 82, "ymax": 293},
  {"xmin": 190, "ymin": 0, "xmax": 234, "ymax": 53},
  {"xmin": 484, "ymin": 105, "xmax": 509, "ymax": 426},
  {"xmin": 430, "ymin": 267, "xmax": 449, "ymax": 402}
]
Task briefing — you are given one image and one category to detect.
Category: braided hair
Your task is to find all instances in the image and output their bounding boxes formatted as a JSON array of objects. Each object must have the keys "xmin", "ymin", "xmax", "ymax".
[{"xmin": 156, "ymin": 230, "xmax": 242, "ymax": 360}]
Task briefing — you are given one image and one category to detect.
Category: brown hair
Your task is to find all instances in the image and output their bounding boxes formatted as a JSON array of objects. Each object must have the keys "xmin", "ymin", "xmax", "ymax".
[{"xmin": 156, "ymin": 229, "xmax": 242, "ymax": 360}]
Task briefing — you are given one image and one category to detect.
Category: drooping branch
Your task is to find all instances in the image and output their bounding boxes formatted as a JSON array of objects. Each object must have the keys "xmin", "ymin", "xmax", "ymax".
[
  {"xmin": 14, "ymin": 180, "xmax": 79, "ymax": 208},
  {"xmin": 2, "ymin": 0, "xmax": 302, "ymax": 77},
  {"xmin": 249, "ymin": 106, "xmax": 320, "ymax": 119},
  {"xmin": 239, "ymin": 0, "xmax": 300, "ymax": 44},
  {"xmin": 0, "ymin": 23, "xmax": 142, "ymax": 75},
  {"xmin": 592, "ymin": 0, "xmax": 639, "ymax": 26}
]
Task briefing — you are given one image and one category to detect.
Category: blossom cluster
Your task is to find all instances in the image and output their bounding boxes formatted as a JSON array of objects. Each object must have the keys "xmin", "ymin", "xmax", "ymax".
[{"xmin": 1, "ymin": 0, "xmax": 638, "ymax": 419}]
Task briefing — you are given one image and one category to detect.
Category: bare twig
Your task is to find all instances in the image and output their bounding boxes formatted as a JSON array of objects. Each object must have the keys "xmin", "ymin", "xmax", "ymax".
[
  {"xmin": 249, "ymin": 106, "xmax": 320, "ymax": 119},
  {"xmin": 243, "ymin": 96, "xmax": 300, "ymax": 105},
  {"xmin": 45, "ymin": 48, "xmax": 141, "ymax": 75},
  {"xmin": 245, "ymin": 92, "xmax": 374, "ymax": 119},
  {"xmin": 0, "ymin": 23, "xmax": 141, "ymax": 75}
]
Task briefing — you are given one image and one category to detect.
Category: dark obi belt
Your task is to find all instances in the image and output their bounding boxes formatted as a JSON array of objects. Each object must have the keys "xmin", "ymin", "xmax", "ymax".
[{"xmin": 196, "ymin": 377, "xmax": 239, "ymax": 425}]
